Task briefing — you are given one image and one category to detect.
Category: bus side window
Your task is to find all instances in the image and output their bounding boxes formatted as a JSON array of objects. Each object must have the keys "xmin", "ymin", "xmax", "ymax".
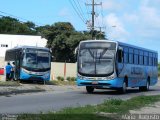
[
  {"xmin": 149, "ymin": 52, "xmax": 153, "ymax": 66},
  {"xmin": 118, "ymin": 48, "xmax": 123, "ymax": 63},
  {"xmin": 139, "ymin": 50, "xmax": 144, "ymax": 65},
  {"xmin": 124, "ymin": 47, "xmax": 129, "ymax": 63},
  {"xmin": 134, "ymin": 49, "xmax": 139, "ymax": 64}
]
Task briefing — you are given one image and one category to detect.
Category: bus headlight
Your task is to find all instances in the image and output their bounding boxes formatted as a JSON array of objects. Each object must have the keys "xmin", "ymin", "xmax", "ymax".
[
  {"xmin": 107, "ymin": 74, "xmax": 115, "ymax": 80},
  {"xmin": 44, "ymin": 73, "xmax": 50, "ymax": 79},
  {"xmin": 77, "ymin": 75, "xmax": 84, "ymax": 80}
]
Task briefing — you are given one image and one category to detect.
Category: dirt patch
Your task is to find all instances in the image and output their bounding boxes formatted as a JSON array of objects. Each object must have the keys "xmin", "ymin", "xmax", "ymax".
[
  {"xmin": 130, "ymin": 101, "xmax": 160, "ymax": 114},
  {"xmin": 0, "ymin": 83, "xmax": 46, "ymax": 96},
  {"xmin": 0, "ymin": 82, "xmax": 82, "ymax": 96}
]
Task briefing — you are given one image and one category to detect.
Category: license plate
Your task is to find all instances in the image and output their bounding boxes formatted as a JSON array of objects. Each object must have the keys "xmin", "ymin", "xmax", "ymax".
[
  {"xmin": 102, "ymin": 86, "xmax": 110, "ymax": 88},
  {"xmin": 92, "ymin": 81, "xmax": 98, "ymax": 84}
]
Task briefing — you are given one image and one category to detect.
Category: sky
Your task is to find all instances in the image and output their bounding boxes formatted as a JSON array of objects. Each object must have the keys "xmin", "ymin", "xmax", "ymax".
[{"xmin": 0, "ymin": 0, "xmax": 160, "ymax": 61}]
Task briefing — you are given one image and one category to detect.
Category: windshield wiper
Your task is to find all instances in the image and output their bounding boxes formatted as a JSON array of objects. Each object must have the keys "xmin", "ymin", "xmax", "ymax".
[
  {"xmin": 98, "ymin": 48, "xmax": 108, "ymax": 63},
  {"xmin": 88, "ymin": 49, "xmax": 94, "ymax": 59},
  {"xmin": 99, "ymin": 48, "xmax": 108, "ymax": 59}
]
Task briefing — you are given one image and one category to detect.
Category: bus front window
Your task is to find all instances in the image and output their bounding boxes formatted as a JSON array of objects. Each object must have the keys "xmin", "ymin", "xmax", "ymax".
[
  {"xmin": 78, "ymin": 42, "xmax": 116, "ymax": 77},
  {"xmin": 22, "ymin": 50, "xmax": 50, "ymax": 70}
]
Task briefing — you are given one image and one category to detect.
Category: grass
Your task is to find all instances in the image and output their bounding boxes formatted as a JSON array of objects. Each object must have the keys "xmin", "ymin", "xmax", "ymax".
[
  {"xmin": 50, "ymin": 76, "xmax": 76, "ymax": 85},
  {"xmin": 0, "ymin": 81, "xmax": 21, "ymax": 86},
  {"xmin": 18, "ymin": 95, "xmax": 160, "ymax": 120},
  {"xmin": 47, "ymin": 80, "xmax": 76, "ymax": 85}
]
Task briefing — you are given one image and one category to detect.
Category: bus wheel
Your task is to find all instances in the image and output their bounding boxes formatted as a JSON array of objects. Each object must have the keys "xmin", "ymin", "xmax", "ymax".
[
  {"xmin": 86, "ymin": 86, "xmax": 94, "ymax": 93},
  {"xmin": 139, "ymin": 79, "xmax": 150, "ymax": 91},
  {"xmin": 119, "ymin": 81, "xmax": 127, "ymax": 94}
]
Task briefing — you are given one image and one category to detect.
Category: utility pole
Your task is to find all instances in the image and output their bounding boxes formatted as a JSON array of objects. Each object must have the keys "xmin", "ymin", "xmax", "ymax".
[
  {"xmin": 94, "ymin": 26, "xmax": 106, "ymax": 39},
  {"xmin": 92, "ymin": 0, "xmax": 95, "ymax": 35},
  {"xmin": 86, "ymin": 0, "xmax": 102, "ymax": 39}
]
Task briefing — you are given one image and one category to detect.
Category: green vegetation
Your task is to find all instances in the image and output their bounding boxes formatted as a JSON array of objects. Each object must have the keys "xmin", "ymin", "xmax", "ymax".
[
  {"xmin": 0, "ymin": 81, "xmax": 20, "ymax": 86},
  {"xmin": 47, "ymin": 76, "xmax": 76, "ymax": 85},
  {"xmin": 39, "ymin": 23, "xmax": 93, "ymax": 63},
  {"xmin": 66, "ymin": 77, "xmax": 76, "ymax": 81},
  {"xmin": 0, "ymin": 16, "xmax": 37, "ymax": 35},
  {"xmin": 0, "ymin": 16, "xmax": 106, "ymax": 63},
  {"xmin": 18, "ymin": 95, "xmax": 160, "ymax": 120},
  {"xmin": 56, "ymin": 76, "xmax": 76, "ymax": 82},
  {"xmin": 57, "ymin": 76, "xmax": 64, "ymax": 81},
  {"xmin": 48, "ymin": 80, "xmax": 76, "ymax": 86}
]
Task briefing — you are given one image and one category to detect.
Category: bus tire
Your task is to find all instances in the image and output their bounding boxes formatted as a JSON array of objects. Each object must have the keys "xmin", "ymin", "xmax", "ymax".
[
  {"xmin": 118, "ymin": 81, "xmax": 127, "ymax": 94},
  {"xmin": 86, "ymin": 86, "xmax": 94, "ymax": 93},
  {"xmin": 139, "ymin": 78, "xmax": 150, "ymax": 91}
]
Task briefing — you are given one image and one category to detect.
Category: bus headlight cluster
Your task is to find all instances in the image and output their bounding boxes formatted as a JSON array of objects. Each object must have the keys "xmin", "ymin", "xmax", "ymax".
[
  {"xmin": 44, "ymin": 74, "xmax": 49, "ymax": 79},
  {"xmin": 22, "ymin": 68, "xmax": 50, "ymax": 76},
  {"xmin": 106, "ymin": 74, "xmax": 115, "ymax": 80},
  {"xmin": 22, "ymin": 68, "xmax": 30, "ymax": 74},
  {"xmin": 78, "ymin": 75, "xmax": 85, "ymax": 80},
  {"xmin": 78, "ymin": 74, "xmax": 115, "ymax": 81}
]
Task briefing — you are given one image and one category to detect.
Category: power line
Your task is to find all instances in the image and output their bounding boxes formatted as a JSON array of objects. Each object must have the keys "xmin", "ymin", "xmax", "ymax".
[
  {"xmin": 85, "ymin": 0, "xmax": 90, "ymax": 20},
  {"xmin": 0, "ymin": 14, "xmax": 25, "ymax": 25},
  {"xmin": 0, "ymin": 14, "xmax": 4, "ymax": 17},
  {"xmin": 0, "ymin": 10, "xmax": 44, "ymax": 26},
  {"xmin": 0, "ymin": 10, "xmax": 29, "ymax": 22},
  {"xmin": 73, "ymin": 0, "xmax": 87, "ymax": 22},
  {"xmin": 69, "ymin": 0, "xmax": 87, "ymax": 24},
  {"xmin": 100, "ymin": 0, "xmax": 106, "ymax": 30},
  {"xmin": 95, "ymin": 4, "xmax": 100, "ymax": 29},
  {"xmin": 76, "ymin": 0, "xmax": 88, "ymax": 21}
]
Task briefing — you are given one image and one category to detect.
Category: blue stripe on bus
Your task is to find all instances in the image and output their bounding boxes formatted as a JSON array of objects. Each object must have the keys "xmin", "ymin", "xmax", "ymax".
[
  {"xmin": 77, "ymin": 77, "xmax": 124, "ymax": 88},
  {"xmin": 20, "ymin": 70, "xmax": 50, "ymax": 81},
  {"xmin": 77, "ymin": 76, "xmax": 158, "ymax": 88}
]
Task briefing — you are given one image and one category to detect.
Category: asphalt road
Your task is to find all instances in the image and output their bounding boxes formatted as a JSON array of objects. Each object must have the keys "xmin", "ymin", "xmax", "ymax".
[{"xmin": 0, "ymin": 82, "xmax": 160, "ymax": 114}]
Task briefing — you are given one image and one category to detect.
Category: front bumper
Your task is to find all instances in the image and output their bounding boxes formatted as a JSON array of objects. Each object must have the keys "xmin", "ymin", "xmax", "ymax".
[{"xmin": 77, "ymin": 77, "xmax": 124, "ymax": 88}]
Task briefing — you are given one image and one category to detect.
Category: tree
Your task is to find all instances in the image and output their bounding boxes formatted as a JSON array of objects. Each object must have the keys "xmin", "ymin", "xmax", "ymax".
[
  {"xmin": 36, "ymin": 22, "xmax": 95, "ymax": 62},
  {"xmin": 0, "ymin": 16, "xmax": 37, "ymax": 35},
  {"xmin": 0, "ymin": 16, "xmax": 107, "ymax": 62},
  {"xmin": 36, "ymin": 22, "xmax": 107, "ymax": 62}
]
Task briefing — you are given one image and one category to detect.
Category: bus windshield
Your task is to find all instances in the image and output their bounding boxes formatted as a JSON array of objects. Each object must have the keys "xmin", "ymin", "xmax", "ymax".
[
  {"xmin": 22, "ymin": 49, "xmax": 50, "ymax": 70},
  {"xmin": 78, "ymin": 42, "xmax": 116, "ymax": 77}
]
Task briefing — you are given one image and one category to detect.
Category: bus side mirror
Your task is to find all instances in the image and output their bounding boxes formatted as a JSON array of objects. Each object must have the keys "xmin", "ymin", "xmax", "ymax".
[
  {"xmin": 74, "ymin": 47, "xmax": 79, "ymax": 62},
  {"xmin": 51, "ymin": 56, "xmax": 54, "ymax": 62}
]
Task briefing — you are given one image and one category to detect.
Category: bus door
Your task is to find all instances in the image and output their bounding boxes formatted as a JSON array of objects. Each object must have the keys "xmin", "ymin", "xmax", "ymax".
[{"xmin": 15, "ymin": 51, "xmax": 21, "ymax": 80}]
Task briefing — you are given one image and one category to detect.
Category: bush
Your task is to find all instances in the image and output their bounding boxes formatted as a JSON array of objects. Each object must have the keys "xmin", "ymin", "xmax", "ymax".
[
  {"xmin": 57, "ymin": 76, "xmax": 64, "ymax": 81},
  {"xmin": 70, "ymin": 77, "xmax": 76, "ymax": 81},
  {"xmin": 66, "ymin": 77, "xmax": 76, "ymax": 81},
  {"xmin": 66, "ymin": 77, "xmax": 71, "ymax": 81}
]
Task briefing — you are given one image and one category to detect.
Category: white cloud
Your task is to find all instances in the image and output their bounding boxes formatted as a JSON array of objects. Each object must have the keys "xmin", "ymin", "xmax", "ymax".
[
  {"xmin": 120, "ymin": 0, "xmax": 160, "ymax": 40},
  {"xmin": 58, "ymin": 8, "xmax": 70, "ymax": 17},
  {"xmin": 103, "ymin": 13, "xmax": 129, "ymax": 42},
  {"xmin": 140, "ymin": 5, "xmax": 160, "ymax": 28},
  {"xmin": 136, "ymin": 0, "xmax": 160, "ymax": 39},
  {"xmin": 102, "ymin": 0, "xmax": 122, "ymax": 11},
  {"xmin": 123, "ymin": 13, "xmax": 138, "ymax": 23}
]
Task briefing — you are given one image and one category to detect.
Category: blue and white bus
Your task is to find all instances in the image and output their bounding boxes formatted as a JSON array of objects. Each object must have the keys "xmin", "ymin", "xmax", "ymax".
[
  {"xmin": 5, "ymin": 46, "xmax": 51, "ymax": 82},
  {"xmin": 76, "ymin": 40, "xmax": 158, "ymax": 93}
]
